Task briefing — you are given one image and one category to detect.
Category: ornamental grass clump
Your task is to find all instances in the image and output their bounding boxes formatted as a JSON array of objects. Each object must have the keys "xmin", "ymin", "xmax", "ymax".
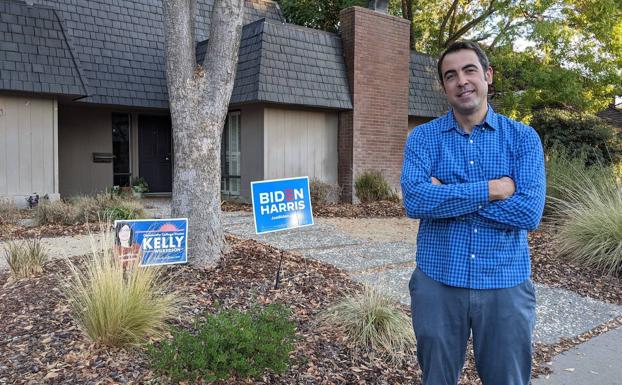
[
  {"xmin": 148, "ymin": 303, "xmax": 296, "ymax": 383},
  {"xmin": 2, "ymin": 238, "xmax": 48, "ymax": 278},
  {"xmin": 319, "ymin": 285, "xmax": 416, "ymax": 363},
  {"xmin": 0, "ymin": 200, "xmax": 20, "ymax": 225},
  {"xmin": 63, "ymin": 229, "xmax": 176, "ymax": 347},
  {"xmin": 550, "ymin": 161, "xmax": 622, "ymax": 275}
]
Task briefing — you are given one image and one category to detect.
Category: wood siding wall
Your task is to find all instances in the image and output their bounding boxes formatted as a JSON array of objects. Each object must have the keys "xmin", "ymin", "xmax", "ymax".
[
  {"xmin": 0, "ymin": 95, "xmax": 58, "ymax": 202},
  {"xmin": 264, "ymin": 108, "xmax": 338, "ymax": 183}
]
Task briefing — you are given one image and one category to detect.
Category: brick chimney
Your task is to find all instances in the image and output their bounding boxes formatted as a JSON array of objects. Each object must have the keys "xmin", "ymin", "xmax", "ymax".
[{"xmin": 338, "ymin": 5, "xmax": 410, "ymax": 202}]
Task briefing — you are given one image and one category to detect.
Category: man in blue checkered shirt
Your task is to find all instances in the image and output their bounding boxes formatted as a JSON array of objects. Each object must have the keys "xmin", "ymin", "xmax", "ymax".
[{"xmin": 401, "ymin": 41, "xmax": 546, "ymax": 385}]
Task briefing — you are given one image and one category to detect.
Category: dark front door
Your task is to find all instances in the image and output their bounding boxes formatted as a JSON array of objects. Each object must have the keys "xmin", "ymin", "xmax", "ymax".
[{"xmin": 139, "ymin": 115, "xmax": 172, "ymax": 193}]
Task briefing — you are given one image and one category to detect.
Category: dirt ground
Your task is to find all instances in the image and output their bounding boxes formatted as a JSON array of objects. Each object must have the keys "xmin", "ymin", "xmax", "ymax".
[{"xmin": 318, "ymin": 217, "xmax": 419, "ymax": 244}]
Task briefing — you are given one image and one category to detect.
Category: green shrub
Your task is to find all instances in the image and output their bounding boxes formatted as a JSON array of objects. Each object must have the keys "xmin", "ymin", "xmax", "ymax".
[
  {"xmin": 0, "ymin": 199, "xmax": 20, "ymax": 225},
  {"xmin": 309, "ymin": 178, "xmax": 341, "ymax": 206},
  {"xmin": 355, "ymin": 170, "xmax": 394, "ymax": 203},
  {"xmin": 64, "ymin": 230, "xmax": 176, "ymax": 347},
  {"xmin": 3, "ymin": 238, "xmax": 48, "ymax": 278},
  {"xmin": 531, "ymin": 108, "xmax": 622, "ymax": 167},
  {"xmin": 149, "ymin": 303, "xmax": 296, "ymax": 383},
  {"xmin": 318, "ymin": 285, "xmax": 416, "ymax": 362},
  {"xmin": 551, "ymin": 162, "xmax": 622, "ymax": 275}
]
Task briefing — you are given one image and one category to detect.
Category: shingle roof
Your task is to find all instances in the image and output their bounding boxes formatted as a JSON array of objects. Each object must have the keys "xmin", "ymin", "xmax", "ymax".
[
  {"xmin": 198, "ymin": 19, "xmax": 352, "ymax": 110},
  {"xmin": 4, "ymin": 0, "xmax": 284, "ymax": 108},
  {"xmin": 0, "ymin": 0, "xmax": 88, "ymax": 97},
  {"xmin": 597, "ymin": 105, "xmax": 622, "ymax": 128},
  {"xmin": 409, "ymin": 52, "xmax": 448, "ymax": 117}
]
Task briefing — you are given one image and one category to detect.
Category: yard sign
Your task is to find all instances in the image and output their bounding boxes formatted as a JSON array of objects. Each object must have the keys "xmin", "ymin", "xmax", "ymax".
[
  {"xmin": 113, "ymin": 218, "xmax": 188, "ymax": 266},
  {"xmin": 251, "ymin": 176, "xmax": 314, "ymax": 234}
]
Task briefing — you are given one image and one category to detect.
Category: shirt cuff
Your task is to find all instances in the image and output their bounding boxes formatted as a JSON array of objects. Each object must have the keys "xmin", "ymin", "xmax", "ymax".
[{"xmin": 471, "ymin": 180, "xmax": 489, "ymax": 210}]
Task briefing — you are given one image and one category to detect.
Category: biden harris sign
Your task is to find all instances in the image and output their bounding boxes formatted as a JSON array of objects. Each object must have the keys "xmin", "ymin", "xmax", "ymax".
[
  {"xmin": 113, "ymin": 218, "xmax": 188, "ymax": 266},
  {"xmin": 251, "ymin": 177, "xmax": 314, "ymax": 234}
]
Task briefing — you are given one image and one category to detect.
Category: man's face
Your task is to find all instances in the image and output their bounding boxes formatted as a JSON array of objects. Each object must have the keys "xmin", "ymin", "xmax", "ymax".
[{"xmin": 440, "ymin": 49, "xmax": 493, "ymax": 117}]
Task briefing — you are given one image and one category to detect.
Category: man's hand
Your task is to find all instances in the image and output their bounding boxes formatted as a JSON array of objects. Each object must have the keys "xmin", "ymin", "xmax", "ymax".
[
  {"xmin": 488, "ymin": 176, "xmax": 515, "ymax": 201},
  {"xmin": 431, "ymin": 176, "xmax": 442, "ymax": 185}
]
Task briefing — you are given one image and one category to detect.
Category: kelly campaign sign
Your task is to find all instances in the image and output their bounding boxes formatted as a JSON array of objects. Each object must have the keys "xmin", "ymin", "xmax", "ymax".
[
  {"xmin": 113, "ymin": 218, "xmax": 188, "ymax": 266},
  {"xmin": 251, "ymin": 177, "xmax": 314, "ymax": 234}
]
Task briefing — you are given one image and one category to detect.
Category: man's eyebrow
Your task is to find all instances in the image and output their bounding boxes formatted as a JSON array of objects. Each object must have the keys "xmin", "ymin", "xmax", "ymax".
[
  {"xmin": 462, "ymin": 64, "xmax": 479, "ymax": 71},
  {"xmin": 443, "ymin": 69, "xmax": 457, "ymax": 78}
]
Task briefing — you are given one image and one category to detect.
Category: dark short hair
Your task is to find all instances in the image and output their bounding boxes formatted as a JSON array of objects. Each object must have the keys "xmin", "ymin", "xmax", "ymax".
[{"xmin": 437, "ymin": 41, "xmax": 490, "ymax": 85}]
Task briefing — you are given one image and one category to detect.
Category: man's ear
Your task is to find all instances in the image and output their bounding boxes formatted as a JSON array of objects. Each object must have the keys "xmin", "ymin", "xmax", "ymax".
[{"xmin": 485, "ymin": 66, "xmax": 494, "ymax": 85}]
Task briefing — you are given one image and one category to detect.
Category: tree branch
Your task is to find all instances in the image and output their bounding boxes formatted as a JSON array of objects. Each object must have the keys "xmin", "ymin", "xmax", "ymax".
[
  {"xmin": 439, "ymin": 0, "xmax": 459, "ymax": 48},
  {"xmin": 200, "ymin": 0, "xmax": 244, "ymax": 122},
  {"xmin": 445, "ymin": 0, "xmax": 500, "ymax": 46},
  {"xmin": 162, "ymin": 0, "xmax": 196, "ymax": 94}
]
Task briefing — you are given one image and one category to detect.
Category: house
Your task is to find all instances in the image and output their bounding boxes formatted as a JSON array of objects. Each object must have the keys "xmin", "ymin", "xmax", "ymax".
[{"xmin": 0, "ymin": 0, "xmax": 447, "ymax": 205}]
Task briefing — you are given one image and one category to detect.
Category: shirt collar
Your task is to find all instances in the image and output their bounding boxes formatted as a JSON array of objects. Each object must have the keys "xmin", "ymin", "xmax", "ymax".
[{"xmin": 441, "ymin": 105, "xmax": 498, "ymax": 133}]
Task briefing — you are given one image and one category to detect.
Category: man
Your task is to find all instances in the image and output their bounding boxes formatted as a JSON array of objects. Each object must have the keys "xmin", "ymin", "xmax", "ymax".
[{"xmin": 401, "ymin": 41, "xmax": 546, "ymax": 385}]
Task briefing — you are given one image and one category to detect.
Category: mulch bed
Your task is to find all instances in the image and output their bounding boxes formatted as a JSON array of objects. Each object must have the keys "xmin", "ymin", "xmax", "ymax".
[
  {"xmin": 0, "ymin": 222, "xmax": 91, "ymax": 242},
  {"xmin": 529, "ymin": 226, "xmax": 622, "ymax": 305},
  {"xmin": 312, "ymin": 201, "xmax": 405, "ymax": 218},
  {"xmin": 2, "ymin": 235, "xmax": 620, "ymax": 384}
]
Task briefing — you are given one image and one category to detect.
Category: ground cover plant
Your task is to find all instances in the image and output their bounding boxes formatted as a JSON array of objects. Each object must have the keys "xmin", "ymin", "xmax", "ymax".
[{"xmin": 149, "ymin": 303, "xmax": 295, "ymax": 382}]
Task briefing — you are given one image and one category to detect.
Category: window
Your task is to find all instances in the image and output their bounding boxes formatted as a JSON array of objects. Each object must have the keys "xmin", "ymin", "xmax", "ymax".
[
  {"xmin": 221, "ymin": 112, "xmax": 241, "ymax": 195},
  {"xmin": 112, "ymin": 113, "xmax": 131, "ymax": 186}
]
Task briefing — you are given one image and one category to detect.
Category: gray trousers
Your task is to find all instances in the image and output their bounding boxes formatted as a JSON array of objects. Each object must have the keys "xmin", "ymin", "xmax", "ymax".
[{"xmin": 409, "ymin": 268, "xmax": 536, "ymax": 385}]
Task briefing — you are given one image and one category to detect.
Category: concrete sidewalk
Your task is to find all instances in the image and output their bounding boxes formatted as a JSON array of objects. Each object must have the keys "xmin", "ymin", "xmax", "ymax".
[{"xmin": 531, "ymin": 326, "xmax": 622, "ymax": 385}]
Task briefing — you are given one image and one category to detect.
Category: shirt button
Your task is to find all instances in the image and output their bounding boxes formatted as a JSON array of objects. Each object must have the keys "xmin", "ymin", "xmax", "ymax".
[
  {"xmin": 469, "ymin": 140, "xmax": 474, "ymax": 144},
  {"xmin": 470, "ymin": 254, "xmax": 476, "ymax": 259},
  {"xmin": 469, "ymin": 160, "xmax": 474, "ymax": 165},
  {"xmin": 478, "ymin": 205, "xmax": 483, "ymax": 209},
  {"xmin": 473, "ymin": 228, "xmax": 478, "ymax": 233}
]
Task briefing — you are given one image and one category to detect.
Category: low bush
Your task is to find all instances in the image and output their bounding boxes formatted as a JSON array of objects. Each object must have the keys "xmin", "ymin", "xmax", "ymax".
[
  {"xmin": 149, "ymin": 303, "xmax": 296, "ymax": 383},
  {"xmin": 550, "ymin": 161, "xmax": 622, "ymax": 275},
  {"xmin": 37, "ymin": 195, "xmax": 145, "ymax": 225},
  {"xmin": 0, "ymin": 199, "xmax": 20, "ymax": 225},
  {"xmin": 355, "ymin": 170, "xmax": 394, "ymax": 203},
  {"xmin": 309, "ymin": 178, "xmax": 341, "ymax": 206},
  {"xmin": 531, "ymin": 108, "xmax": 622, "ymax": 167},
  {"xmin": 64, "ymin": 230, "xmax": 176, "ymax": 347},
  {"xmin": 318, "ymin": 285, "xmax": 415, "ymax": 362},
  {"xmin": 3, "ymin": 238, "xmax": 48, "ymax": 278},
  {"xmin": 36, "ymin": 200, "xmax": 78, "ymax": 225}
]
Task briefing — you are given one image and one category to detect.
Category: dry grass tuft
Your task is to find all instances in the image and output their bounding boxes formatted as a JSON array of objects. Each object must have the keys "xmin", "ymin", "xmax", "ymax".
[
  {"xmin": 319, "ymin": 285, "xmax": 416, "ymax": 363},
  {"xmin": 3, "ymin": 238, "xmax": 48, "ymax": 278},
  {"xmin": 63, "ymin": 228, "xmax": 177, "ymax": 347}
]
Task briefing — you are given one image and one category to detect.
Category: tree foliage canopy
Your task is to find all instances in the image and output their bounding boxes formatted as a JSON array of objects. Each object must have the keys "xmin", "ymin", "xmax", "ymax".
[{"xmin": 278, "ymin": 0, "xmax": 622, "ymax": 116}]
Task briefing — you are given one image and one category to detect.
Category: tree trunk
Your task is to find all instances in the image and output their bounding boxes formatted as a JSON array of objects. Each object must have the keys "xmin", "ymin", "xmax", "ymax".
[{"xmin": 162, "ymin": 0, "xmax": 244, "ymax": 267}]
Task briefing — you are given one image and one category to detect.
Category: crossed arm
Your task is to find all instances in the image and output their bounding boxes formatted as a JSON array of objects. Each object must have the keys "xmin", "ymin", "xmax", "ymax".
[{"xmin": 400, "ymin": 128, "xmax": 546, "ymax": 231}]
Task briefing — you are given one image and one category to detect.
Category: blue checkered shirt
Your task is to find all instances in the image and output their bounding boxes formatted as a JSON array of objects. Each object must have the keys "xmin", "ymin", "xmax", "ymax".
[{"xmin": 401, "ymin": 107, "xmax": 546, "ymax": 289}]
